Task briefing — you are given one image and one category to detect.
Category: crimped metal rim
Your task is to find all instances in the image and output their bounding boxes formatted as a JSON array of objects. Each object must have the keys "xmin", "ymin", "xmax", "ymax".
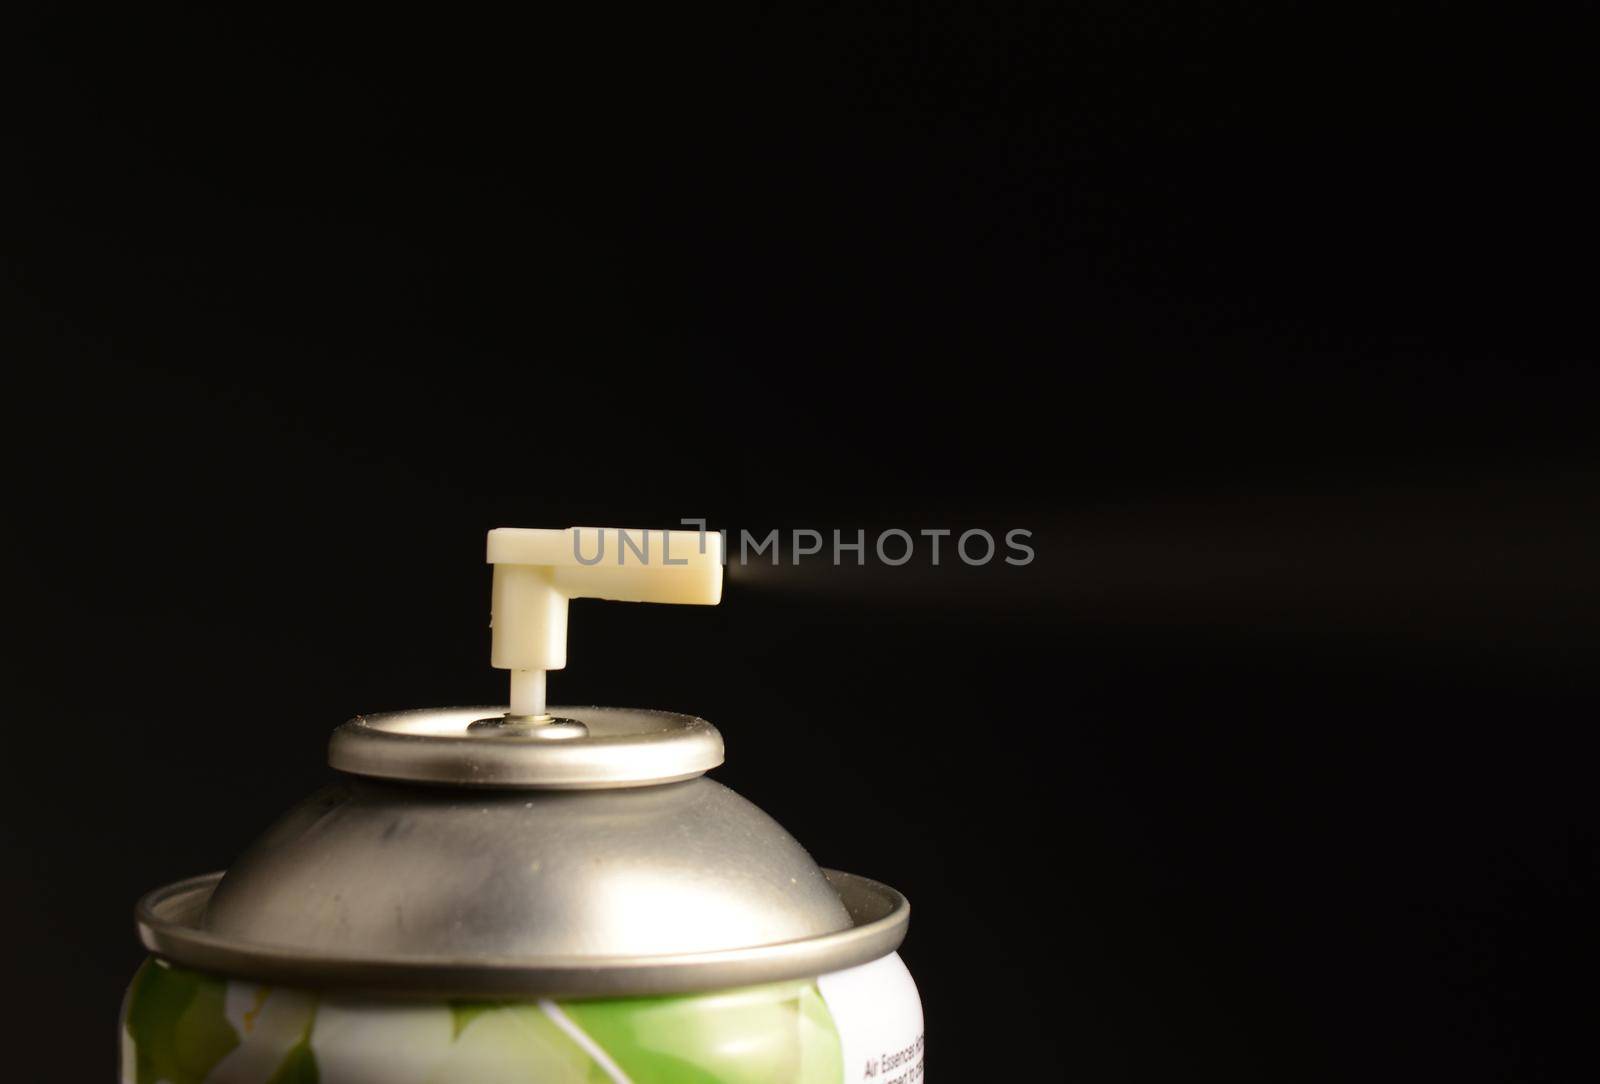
[
  {"xmin": 328, "ymin": 706, "xmax": 725, "ymax": 789},
  {"xmin": 136, "ymin": 870, "xmax": 909, "ymax": 998}
]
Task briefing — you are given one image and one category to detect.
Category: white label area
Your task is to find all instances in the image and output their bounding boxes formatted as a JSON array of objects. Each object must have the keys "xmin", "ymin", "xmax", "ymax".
[{"xmin": 818, "ymin": 952, "xmax": 925, "ymax": 1083}]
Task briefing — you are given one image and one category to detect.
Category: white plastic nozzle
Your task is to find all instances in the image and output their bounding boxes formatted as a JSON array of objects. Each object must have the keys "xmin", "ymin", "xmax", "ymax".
[{"xmin": 488, "ymin": 527, "xmax": 724, "ymax": 717}]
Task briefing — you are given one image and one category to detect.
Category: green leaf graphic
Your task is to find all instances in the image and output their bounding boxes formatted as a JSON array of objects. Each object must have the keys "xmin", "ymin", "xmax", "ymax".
[
  {"xmin": 123, "ymin": 959, "xmax": 240, "ymax": 1084},
  {"xmin": 433, "ymin": 1004, "xmax": 606, "ymax": 1081},
  {"xmin": 562, "ymin": 980, "xmax": 844, "ymax": 1084},
  {"xmin": 265, "ymin": 1038, "xmax": 320, "ymax": 1084},
  {"xmin": 448, "ymin": 1000, "xmax": 503, "ymax": 1039}
]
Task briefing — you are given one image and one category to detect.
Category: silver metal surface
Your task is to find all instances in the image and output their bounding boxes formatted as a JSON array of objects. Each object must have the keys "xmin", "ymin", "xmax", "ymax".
[
  {"xmin": 139, "ymin": 869, "xmax": 908, "ymax": 998},
  {"xmin": 203, "ymin": 776, "xmax": 851, "ymax": 959},
  {"xmin": 468, "ymin": 714, "xmax": 590, "ymax": 739},
  {"xmin": 135, "ymin": 703, "xmax": 912, "ymax": 996},
  {"xmin": 329, "ymin": 706, "xmax": 724, "ymax": 788}
]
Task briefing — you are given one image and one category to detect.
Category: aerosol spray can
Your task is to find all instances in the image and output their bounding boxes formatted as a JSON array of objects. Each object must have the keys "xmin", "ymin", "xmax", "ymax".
[{"xmin": 123, "ymin": 527, "xmax": 924, "ymax": 1083}]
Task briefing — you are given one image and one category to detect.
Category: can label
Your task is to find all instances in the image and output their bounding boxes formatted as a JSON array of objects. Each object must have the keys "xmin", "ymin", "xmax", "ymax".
[
  {"xmin": 818, "ymin": 956, "xmax": 925, "ymax": 1083},
  {"xmin": 120, "ymin": 952, "xmax": 921, "ymax": 1083}
]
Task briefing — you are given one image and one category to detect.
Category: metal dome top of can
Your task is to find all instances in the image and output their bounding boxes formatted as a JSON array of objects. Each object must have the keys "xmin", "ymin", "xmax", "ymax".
[{"xmin": 131, "ymin": 529, "xmax": 912, "ymax": 998}]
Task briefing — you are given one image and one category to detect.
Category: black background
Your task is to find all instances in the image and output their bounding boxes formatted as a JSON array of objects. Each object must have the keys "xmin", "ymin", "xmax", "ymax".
[{"xmin": 5, "ymin": 4, "xmax": 1597, "ymax": 1081}]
